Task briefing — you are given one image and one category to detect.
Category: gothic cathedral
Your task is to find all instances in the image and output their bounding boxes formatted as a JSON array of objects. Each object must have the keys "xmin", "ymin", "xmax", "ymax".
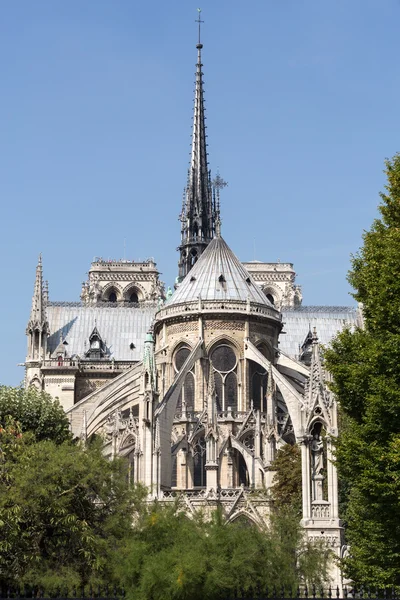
[{"xmin": 24, "ymin": 30, "xmax": 361, "ymax": 586}]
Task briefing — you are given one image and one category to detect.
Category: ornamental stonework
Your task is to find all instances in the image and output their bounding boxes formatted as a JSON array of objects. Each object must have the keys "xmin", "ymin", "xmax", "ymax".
[{"xmin": 203, "ymin": 320, "xmax": 244, "ymax": 332}]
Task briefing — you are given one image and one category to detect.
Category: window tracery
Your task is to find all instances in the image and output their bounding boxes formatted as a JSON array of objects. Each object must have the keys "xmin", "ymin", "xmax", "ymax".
[
  {"xmin": 210, "ymin": 344, "xmax": 238, "ymax": 411},
  {"xmin": 249, "ymin": 359, "xmax": 267, "ymax": 411},
  {"xmin": 193, "ymin": 436, "xmax": 206, "ymax": 487},
  {"xmin": 173, "ymin": 345, "xmax": 195, "ymax": 411}
]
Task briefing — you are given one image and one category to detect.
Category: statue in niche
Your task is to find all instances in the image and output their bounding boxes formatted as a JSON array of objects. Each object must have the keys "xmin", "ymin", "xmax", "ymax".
[
  {"xmin": 311, "ymin": 432, "xmax": 324, "ymax": 476},
  {"xmin": 311, "ymin": 424, "xmax": 325, "ymax": 502}
]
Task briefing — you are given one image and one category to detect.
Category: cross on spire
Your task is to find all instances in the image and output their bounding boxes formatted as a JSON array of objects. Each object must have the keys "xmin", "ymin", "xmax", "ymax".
[{"xmin": 196, "ymin": 8, "xmax": 204, "ymax": 46}]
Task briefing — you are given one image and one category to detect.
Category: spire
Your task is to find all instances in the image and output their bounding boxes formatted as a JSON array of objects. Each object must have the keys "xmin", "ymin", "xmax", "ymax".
[
  {"xmin": 178, "ymin": 10, "xmax": 220, "ymax": 282},
  {"xmin": 27, "ymin": 254, "xmax": 48, "ymax": 333},
  {"xmin": 26, "ymin": 254, "xmax": 49, "ymax": 361}
]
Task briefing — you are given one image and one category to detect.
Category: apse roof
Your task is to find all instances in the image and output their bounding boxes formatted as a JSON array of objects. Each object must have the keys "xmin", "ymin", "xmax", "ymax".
[{"xmin": 168, "ymin": 236, "xmax": 274, "ymax": 307}]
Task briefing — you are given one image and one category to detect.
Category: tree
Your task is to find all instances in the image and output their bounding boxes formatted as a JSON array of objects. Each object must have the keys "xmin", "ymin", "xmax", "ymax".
[
  {"xmin": 0, "ymin": 430, "xmax": 139, "ymax": 590},
  {"xmin": 113, "ymin": 502, "xmax": 329, "ymax": 600},
  {"xmin": 270, "ymin": 443, "xmax": 302, "ymax": 515},
  {"xmin": 325, "ymin": 153, "xmax": 400, "ymax": 586},
  {"xmin": 0, "ymin": 386, "xmax": 70, "ymax": 444}
]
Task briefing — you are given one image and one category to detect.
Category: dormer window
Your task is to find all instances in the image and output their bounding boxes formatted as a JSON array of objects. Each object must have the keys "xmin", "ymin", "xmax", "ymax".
[{"xmin": 85, "ymin": 325, "xmax": 107, "ymax": 360}]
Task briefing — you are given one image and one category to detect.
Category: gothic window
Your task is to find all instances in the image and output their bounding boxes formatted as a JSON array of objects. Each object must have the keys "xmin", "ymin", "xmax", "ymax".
[
  {"xmin": 174, "ymin": 346, "xmax": 191, "ymax": 371},
  {"xmin": 193, "ymin": 436, "xmax": 206, "ymax": 487},
  {"xmin": 210, "ymin": 344, "xmax": 238, "ymax": 412},
  {"xmin": 266, "ymin": 293, "xmax": 275, "ymax": 305},
  {"xmin": 129, "ymin": 292, "xmax": 139, "ymax": 303},
  {"xmin": 190, "ymin": 249, "xmax": 198, "ymax": 268},
  {"xmin": 231, "ymin": 448, "xmax": 249, "ymax": 487},
  {"xmin": 108, "ymin": 291, "xmax": 117, "ymax": 302},
  {"xmin": 171, "ymin": 454, "xmax": 177, "ymax": 487},
  {"xmin": 249, "ymin": 360, "xmax": 267, "ymax": 411},
  {"xmin": 174, "ymin": 345, "xmax": 195, "ymax": 412}
]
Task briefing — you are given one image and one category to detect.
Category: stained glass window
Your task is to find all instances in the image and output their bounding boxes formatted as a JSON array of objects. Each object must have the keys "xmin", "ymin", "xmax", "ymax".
[{"xmin": 210, "ymin": 344, "xmax": 238, "ymax": 411}]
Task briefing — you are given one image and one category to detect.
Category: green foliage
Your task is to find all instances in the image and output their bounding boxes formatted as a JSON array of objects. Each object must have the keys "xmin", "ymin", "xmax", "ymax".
[
  {"xmin": 113, "ymin": 503, "xmax": 330, "ymax": 600},
  {"xmin": 0, "ymin": 385, "xmax": 71, "ymax": 443},
  {"xmin": 325, "ymin": 153, "xmax": 400, "ymax": 586},
  {"xmin": 270, "ymin": 443, "xmax": 302, "ymax": 515},
  {"xmin": 0, "ymin": 431, "xmax": 140, "ymax": 589}
]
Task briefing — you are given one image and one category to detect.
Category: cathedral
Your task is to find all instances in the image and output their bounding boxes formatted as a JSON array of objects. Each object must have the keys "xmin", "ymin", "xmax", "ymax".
[{"xmin": 25, "ymin": 27, "xmax": 361, "ymax": 584}]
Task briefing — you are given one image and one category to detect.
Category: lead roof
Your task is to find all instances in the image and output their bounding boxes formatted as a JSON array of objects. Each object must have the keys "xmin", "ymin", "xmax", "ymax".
[{"xmin": 169, "ymin": 235, "xmax": 275, "ymax": 307}]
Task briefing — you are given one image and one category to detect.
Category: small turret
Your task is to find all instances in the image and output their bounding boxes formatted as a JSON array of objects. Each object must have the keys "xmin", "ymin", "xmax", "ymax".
[{"xmin": 26, "ymin": 254, "xmax": 49, "ymax": 362}]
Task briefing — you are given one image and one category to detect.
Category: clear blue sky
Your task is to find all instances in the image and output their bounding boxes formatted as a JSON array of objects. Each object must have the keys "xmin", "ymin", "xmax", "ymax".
[{"xmin": 1, "ymin": 0, "xmax": 399, "ymax": 385}]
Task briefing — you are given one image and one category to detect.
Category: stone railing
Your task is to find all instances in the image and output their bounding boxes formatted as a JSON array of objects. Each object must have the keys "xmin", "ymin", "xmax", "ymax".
[
  {"xmin": 41, "ymin": 359, "xmax": 136, "ymax": 372},
  {"xmin": 156, "ymin": 299, "xmax": 281, "ymax": 323},
  {"xmin": 91, "ymin": 258, "xmax": 156, "ymax": 268},
  {"xmin": 311, "ymin": 502, "xmax": 331, "ymax": 519},
  {"xmin": 48, "ymin": 300, "xmax": 158, "ymax": 309},
  {"xmin": 173, "ymin": 410, "xmax": 272, "ymax": 423},
  {"xmin": 160, "ymin": 487, "xmax": 267, "ymax": 501}
]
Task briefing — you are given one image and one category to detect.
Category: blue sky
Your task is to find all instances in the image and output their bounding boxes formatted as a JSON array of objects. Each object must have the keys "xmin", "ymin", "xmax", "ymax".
[{"xmin": 1, "ymin": 0, "xmax": 400, "ymax": 385}]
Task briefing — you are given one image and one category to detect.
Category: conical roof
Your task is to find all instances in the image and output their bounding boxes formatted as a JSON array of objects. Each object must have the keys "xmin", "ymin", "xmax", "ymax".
[{"xmin": 168, "ymin": 236, "xmax": 275, "ymax": 308}]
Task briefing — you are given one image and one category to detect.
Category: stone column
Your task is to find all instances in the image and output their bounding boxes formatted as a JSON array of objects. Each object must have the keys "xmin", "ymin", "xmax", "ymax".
[{"xmin": 301, "ymin": 437, "xmax": 311, "ymax": 522}]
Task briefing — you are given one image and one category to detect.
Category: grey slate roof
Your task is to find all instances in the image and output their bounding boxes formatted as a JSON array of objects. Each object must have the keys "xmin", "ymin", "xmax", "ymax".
[
  {"xmin": 45, "ymin": 302, "xmax": 359, "ymax": 363},
  {"xmin": 279, "ymin": 306, "xmax": 359, "ymax": 358},
  {"xmin": 169, "ymin": 236, "xmax": 274, "ymax": 307},
  {"xmin": 47, "ymin": 304, "xmax": 156, "ymax": 361}
]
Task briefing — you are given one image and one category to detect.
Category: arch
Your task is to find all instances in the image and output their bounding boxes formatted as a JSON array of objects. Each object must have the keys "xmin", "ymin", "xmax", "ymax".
[
  {"xmin": 229, "ymin": 436, "xmax": 254, "ymax": 487},
  {"xmin": 172, "ymin": 343, "xmax": 195, "ymax": 412},
  {"xmin": 169, "ymin": 339, "xmax": 194, "ymax": 363},
  {"xmin": 101, "ymin": 282, "xmax": 123, "ymax": 302},
  {"xmin": 255, "ymin": 341, "xmax": 273, "ymax": 360},
  {"xmin": 262, "ymin": 283, "xmax": 282, "ymax": 307},
  {"xmin": 119, "ymin": 433, "xmax": 136, "ymax": 456},
  {"xmin": 205, "ymin": 334, "xmax": 242, "ymax": 357},
  {"xmin": 307, "ymin": 415, "xmax": 329, "ymax": 435},
  {"xmin": 29, "ymin": 375, "xmax": 42, "ymax": 390},
  {"xmin": 237, "ymin": 427, "xmax": 256, "ymax": 453},
  {"xmin": 208, "ymin": 341, "xmax": 239, "ymax": 412},
  {"xmin": 227, "ymin": 510, "xmax": 261, "ymax": 527},
  {"xmin": 123, "ymin": 283, "xmax": 147, "ymax": 303}
]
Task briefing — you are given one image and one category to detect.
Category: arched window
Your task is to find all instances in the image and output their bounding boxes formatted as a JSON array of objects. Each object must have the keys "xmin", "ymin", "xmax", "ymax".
[
  {"xmin": 266, "ymin": 293, "xmax": 274, "ymax": 305},
  {"xmin": 108, "ymin": 291, "xmax": 117, "ymax": 302},
  {"xmin": 129, "ymin": 292, "xmax": 139, "ymax": 303},
  {"xmin": 190, "ymin": 249, "xmax": 197, "ymax": 268},
  {"xmin": 174, "ymin": 345, "xmax": 195, "ymax": 412},
  {"xmin": 249, "ymin": 360, "xmax": 267, "ymax": 411},
  {"xmin": 231, "ymin": 448, "xmax": 249, "ymax": 487},
  {"xmin": 210, "ymin": 344, "xmax": 238, "ymax": 412},
  {"xmin": 193, "ymin": 436, "xmax": 206, "ymax": 487}
]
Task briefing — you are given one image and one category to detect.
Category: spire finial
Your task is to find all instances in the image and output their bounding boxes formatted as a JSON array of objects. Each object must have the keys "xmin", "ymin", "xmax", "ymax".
[{"xmin": 196, "ymin": 8, "xmax": 204, "ymax": 47}]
